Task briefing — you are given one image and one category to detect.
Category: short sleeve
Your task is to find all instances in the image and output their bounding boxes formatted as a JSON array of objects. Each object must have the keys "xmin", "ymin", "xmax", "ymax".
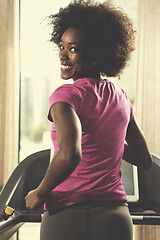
[
  {"xmin": 121, "ymin": 88, "xmax": 134, "ymax": 123},
  {"xmin": 48, "ymin": 84, "xmax": 82, "ymax": 122}
]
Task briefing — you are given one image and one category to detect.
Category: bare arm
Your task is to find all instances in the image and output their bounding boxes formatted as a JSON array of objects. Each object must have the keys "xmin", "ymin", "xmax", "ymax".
[
  {"xmin": 25, "ymin": 102, "xmax": 82, "ymax": 209},
  {"xmin": 123, "ymin": 118, "xmax": 152, "ymax": 170}
]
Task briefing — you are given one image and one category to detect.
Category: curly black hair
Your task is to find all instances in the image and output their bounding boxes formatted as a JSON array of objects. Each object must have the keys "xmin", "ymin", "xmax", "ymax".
[{"xmin": 48, "ymin": 0, "xmax": 135, "ymax": 77}]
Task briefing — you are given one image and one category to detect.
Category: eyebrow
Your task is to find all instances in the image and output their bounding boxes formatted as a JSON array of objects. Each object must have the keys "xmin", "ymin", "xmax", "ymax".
[
  {"xmin": 68, "ymin": 42, "xmax": 79, "ymax": 45},
  {"xmin": 60, "ymin": 39, "xmax": 82, "ymax": 45}
]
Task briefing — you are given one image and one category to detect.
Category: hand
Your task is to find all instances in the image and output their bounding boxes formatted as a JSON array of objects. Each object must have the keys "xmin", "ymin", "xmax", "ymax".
[{"xmin": 25, "ymin": 189, "xmax": 46, "ymax": 210}]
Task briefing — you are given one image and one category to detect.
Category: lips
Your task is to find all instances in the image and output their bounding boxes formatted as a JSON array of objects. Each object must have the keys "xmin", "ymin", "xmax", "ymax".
[
  {"xmin": 61, "ymin": 64, "xmax": 73, "ymax": 70},
  {"xmin": 60, "ymin": 61, "xmax": 73, "ymax": 70},
  {"xmin": 60, "ymin": 63, "xmax": 74, "ymax": 79}
]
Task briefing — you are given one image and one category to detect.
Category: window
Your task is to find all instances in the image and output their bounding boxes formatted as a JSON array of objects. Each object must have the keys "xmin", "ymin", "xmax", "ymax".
[{"xmin": 19, "ymin": 0, "xmax": 138, "ymax": 239}]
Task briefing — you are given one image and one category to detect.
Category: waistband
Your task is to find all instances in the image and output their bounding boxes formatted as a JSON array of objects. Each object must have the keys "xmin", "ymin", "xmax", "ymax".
[
  {"xmin": 70, "ymin": 200, "xmax": 128, "ymax": 209},
  {"xmin": 49, "ymin": 200, "xmax": 128, "ymax": 215}
]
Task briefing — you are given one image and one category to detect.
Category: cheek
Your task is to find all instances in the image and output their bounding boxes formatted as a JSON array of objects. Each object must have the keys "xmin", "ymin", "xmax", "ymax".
[
  {"xmin": 79, "ymin": 59, "xmax": 90, "ymax": 72},
  {"xmin": 72, "ymin": 55, "xmax": 83, "ymax": 69},
  {"xmin": 71, "ymin": 53, "xmax": 90, "ymax": 73},
  {"xmin": 72, "ymin": 54, "xmax": 81, "ymax": 62},
  {"xmin": 76, "ymin": 54, "xmax": 87, "ymax": 65}
]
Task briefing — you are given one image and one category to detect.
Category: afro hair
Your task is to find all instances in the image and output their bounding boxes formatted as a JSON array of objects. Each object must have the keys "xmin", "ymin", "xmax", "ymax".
[{"xmin": 48, "ymin": 0, "xmax": 136, "ymax": 77}]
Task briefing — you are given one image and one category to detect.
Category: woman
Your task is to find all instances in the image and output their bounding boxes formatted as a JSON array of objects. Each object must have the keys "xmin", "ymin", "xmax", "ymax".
[{"xmin": 25, "ymin": 1, "xmax": 152, "ymax": 239}]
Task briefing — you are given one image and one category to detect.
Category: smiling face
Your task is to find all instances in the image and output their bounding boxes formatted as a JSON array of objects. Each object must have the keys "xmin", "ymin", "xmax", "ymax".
[{"xmin": 59, "ymin": 27, "xmax": 99, "ymax": 81}]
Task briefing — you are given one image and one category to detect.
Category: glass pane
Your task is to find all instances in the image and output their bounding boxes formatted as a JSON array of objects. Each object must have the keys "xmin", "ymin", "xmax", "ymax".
[
  {"xmin": 109, "ymin": 0, "xmax": 138, "ymax": 104},
  {"xmin": 19, "ymin": 0, "xmax": 138, "ymax": 239},
  {"xmin": 20, "ymin": 0, "xmax": 72, "ymax": 161}
]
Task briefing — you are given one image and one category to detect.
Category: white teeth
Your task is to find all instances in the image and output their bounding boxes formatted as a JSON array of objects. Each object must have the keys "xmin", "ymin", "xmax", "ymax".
[{"xmin": 61, "ymin": 65, "xmax": 72, "ymax": 69}]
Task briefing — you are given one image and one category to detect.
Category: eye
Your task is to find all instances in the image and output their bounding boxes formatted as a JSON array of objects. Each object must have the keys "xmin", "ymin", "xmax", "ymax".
[
  {"xmin": 59, "ymin": 44, "xmax": 64, "ymax": 50},
  {"xmin": 70, "ymin": 47, "xmax": 77, "ymax": 52}
]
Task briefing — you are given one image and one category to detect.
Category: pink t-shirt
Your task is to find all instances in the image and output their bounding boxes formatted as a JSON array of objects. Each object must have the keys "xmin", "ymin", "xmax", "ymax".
[{"xmin": 46, "ymin": 77, "xmax": 134, "ymax": 211}]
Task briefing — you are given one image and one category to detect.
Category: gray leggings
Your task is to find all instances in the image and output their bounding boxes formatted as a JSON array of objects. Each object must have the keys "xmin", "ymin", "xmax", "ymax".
[{"xmin": 40, "ymin": 203, "xmax": 133, "ymax": 240}]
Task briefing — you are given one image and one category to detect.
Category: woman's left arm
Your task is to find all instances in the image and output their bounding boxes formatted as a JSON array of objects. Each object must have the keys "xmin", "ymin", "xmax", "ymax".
[{"xmin": 25, "ymin": 102, "xmax": 82, "ymax": 210}]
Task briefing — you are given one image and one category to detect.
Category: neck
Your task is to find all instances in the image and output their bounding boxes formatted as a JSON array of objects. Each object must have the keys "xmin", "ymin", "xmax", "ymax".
[{"xmin": 73, "ymin": 73, "xmax": 101, "ymax": 82}]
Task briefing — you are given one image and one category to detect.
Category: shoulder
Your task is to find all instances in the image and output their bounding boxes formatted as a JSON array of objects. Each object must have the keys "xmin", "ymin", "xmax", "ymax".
[
  {"xmin": 107, "ymin": 80, "xmax": 129, "ymax": 98},
  {"xmin": 49, "ymin": 84, "xmax": 75, "ymax": 102},
  {"xmin": 48, "ymin": 82, "xmax": 84, "ymax": 120},
  {"xmin": 51, "ymin": 83, "xmax": 72, "ymax": 95},
  {"xmin": 50, "ymin": 81, "xmax": 84, "ymax": 97},
  {"xmin": 49, "ymin": 79, "xmax": 88, "ymax": 103}
]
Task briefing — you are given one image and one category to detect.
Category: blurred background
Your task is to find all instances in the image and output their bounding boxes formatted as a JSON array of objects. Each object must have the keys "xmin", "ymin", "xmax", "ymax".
[{"xmin": 0, "ymin": 0, "xmax": 160, "ymax": 239}]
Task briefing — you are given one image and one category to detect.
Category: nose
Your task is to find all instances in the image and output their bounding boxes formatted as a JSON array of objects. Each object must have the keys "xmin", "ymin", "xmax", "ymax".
[{"xmin": 59, "ymin": 49, "xmax": 69, "ymax": 61}]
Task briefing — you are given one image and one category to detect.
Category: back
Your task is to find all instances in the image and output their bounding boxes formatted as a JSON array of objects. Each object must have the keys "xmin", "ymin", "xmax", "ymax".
[{"xmin": 46, "ymin": 78, "xmax": 134, "ymax": 211}]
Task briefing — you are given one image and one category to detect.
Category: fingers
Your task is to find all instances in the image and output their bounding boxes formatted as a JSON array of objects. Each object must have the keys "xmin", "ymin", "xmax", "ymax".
[{"xmin": 25, "ymin": 190, "xmax": 45, "ymax": 210}]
